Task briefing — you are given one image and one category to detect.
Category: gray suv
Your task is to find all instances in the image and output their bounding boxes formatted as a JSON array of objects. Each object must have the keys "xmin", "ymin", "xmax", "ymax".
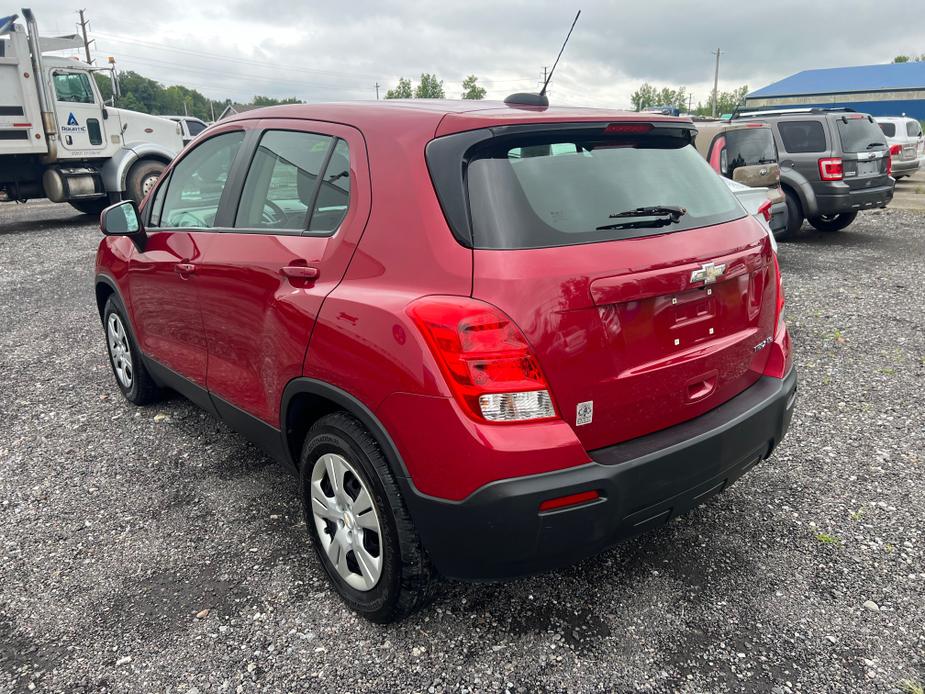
[{"xmin": 734, "ymin": 108, "xmax": 893, "ymax": 237}]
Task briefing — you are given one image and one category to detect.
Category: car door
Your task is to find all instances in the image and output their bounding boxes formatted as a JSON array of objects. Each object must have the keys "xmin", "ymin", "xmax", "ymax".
[
  {"xmin": 195, "ymin": 120, "xmax": 370, "ymax": 428},
  {"xmin": 51, "ymin": 70, "xmax": 107, "ymax": 153},
  {"xmin": 128, "ymin": 126, "xmax": 247, "ymax": 405}
]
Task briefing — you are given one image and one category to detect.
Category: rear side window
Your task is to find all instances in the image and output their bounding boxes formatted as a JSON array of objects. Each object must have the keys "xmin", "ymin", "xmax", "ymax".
[
  {"xmin": 777, "ymin": 120, "xmax": 827, "ymax": 153},
  {"xmin": 722, "ymin": 128, "xmax": 777, "ymax": 176},
  {"xmin": 309, "ymin": 138, "xmax": 351, "ymax": 233},
  {"xmin": 908, "ymin": 120, "xmax": 923, "ymax": 138},
  {"xmin": 878, "ymin": 122, "xmax": 896, "ymax": 138},
  {"xmin": 835, "ymin": 115, "xmax": 886, "ymax": 153},
  {"xmin": 234, "ymin": 130, "xmax": 333, "ymax": 231},
  {"xmin": 467, "ymin": 134, "xmax": 743, "ymax": 250}
]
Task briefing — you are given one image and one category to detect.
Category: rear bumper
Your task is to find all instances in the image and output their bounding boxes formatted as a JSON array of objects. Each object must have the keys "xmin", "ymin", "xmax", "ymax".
[
  {"xmin": 892, "ymin": 159, "xmax": 920, "ymax": 176},
  {"xmin": 814, "ymin": 182, "xmax": 893, "ymax": 215},
  {"xmin": 407, "ymin": 369, "xmax": 798, "ymax": 580}
]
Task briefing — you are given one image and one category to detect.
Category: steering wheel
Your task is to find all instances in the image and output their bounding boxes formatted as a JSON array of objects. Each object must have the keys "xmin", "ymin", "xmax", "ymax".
[
  {"xmin": 261, "ymin": 200, "xmax": 286, "ymax": 226},
  {"xmin": 170, "ymin": 211, "xmax": 204, "ymax": 228}
]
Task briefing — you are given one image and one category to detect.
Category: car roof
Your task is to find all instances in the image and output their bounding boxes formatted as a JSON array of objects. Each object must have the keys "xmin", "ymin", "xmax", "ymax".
[{"xmin": 222, "ymin": 99, "xmax": 690, "ymax": 138}]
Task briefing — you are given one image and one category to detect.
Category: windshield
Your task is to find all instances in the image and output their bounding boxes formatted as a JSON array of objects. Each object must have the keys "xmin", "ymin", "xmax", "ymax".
[
  {"xmin": 837, "ymin": 115, "xmax": 886, "ymax": 153},
  {"xmin": 467, "ymin": 135, "xmax": 744, "ymax": 250},
  {"xmin": 723, "ymin": 128, "xmax": 777, "ymax": 176}
]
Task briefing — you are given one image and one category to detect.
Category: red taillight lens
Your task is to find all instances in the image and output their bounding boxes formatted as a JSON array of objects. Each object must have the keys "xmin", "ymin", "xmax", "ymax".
[
  {"xmin": 407, "ymin": 297, "xmax": 557, "ymax": 423},
  {"xmin": 889, "ymin": 144, "xmax": 902, "ymax": 156},
  {"xmin": 886, "ymin": 153, "xmax": 892, "ymax": 176},
  {"xmin": 772, "ymin": 252, "xmax": 785, "ymax": 336},
  {"xmin": 818, "ymin": 157, "xmax": 843, "ymax": 181},
  {"xmin": 539, "ymin": 490, "xmax": 600, "ymax": 512},
  {"xmin": 757, "ymin": 199, "xmax": 773, "ymax": 223},
  {"xmin": 604, "ymin": 123, "xmax": 653, "ymax": 135}
]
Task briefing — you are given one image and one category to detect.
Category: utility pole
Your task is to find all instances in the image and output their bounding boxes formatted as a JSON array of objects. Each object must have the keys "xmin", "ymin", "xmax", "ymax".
[
  {"xmin": 375, "ymin": 82, "xmax": 380, "ymax": 100},
  {"xmin": 210, "ymin": 100, "xmax": 215, "ymax": 122},
  {"xmin": 77, "ymin": 9, "xmax": 93, "ymax": 64},
  {"xmin": 711, "ymin": 48, "xmax": 723, "ymax": 117},
  {"xmin": 688, "ymin": 93, "xmax": 693, "ymax": 115}
]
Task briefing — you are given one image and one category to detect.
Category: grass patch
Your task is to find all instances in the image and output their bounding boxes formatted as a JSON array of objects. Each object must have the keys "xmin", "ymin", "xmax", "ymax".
[
  {"xmin": 898, "ymin": 679, "xmax": 924, "ymax": 694},
  {"xmin": 815, "ymin": 532, "xmax": 841, "ymax": 545}
]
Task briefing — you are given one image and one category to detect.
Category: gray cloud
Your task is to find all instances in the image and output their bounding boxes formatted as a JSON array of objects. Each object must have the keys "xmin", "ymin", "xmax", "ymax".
[{"xmin": 21, "ymin": 0, "xmax": 922, "ymax": 107}]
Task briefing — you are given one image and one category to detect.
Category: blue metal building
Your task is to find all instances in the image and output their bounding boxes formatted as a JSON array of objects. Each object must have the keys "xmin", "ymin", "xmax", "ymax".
[{"xmin": 746, "ymin": 62, "xmax": 925, "ymax": 120}]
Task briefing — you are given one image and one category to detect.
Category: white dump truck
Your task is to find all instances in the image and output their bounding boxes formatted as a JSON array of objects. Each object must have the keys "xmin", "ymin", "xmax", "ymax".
[{"xmin": 0, "ymin": 9, "xmax": 183, "ymax": 215}]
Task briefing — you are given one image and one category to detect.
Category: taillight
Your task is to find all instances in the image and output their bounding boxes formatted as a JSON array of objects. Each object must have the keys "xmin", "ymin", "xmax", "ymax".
[
  {"xmin": 818, "ymin": 157, "xmax": 843, "ymax": 181},
  {"xmin": 757, "ymin": 199, "xmax": 773, "ymax": 223},
  {"xmin": 407, "ymin": 297, "xmax": 557, "ymax": 423},
  {"xmin": 772, "ymin": 252, "xmax": 785, "ymax": 336},
  {"xmin": 889, "ymin": 144, "xmax": 902, "ymax": 156},
  {"xmin": 886, "ymin": 153, "xmax": 892, "ymax": 176}
]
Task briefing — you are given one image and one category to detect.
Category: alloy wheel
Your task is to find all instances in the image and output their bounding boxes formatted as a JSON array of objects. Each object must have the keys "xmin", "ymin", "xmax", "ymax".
[{"xmin": 107, "ymin": 313, "xmax": 133, "ymax": 388}]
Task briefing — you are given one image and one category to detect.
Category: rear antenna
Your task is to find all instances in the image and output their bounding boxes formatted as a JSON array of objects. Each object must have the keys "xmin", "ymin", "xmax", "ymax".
[{"xmin": 504, "ymin": 10, "xmax": 581, "ymax": 108}]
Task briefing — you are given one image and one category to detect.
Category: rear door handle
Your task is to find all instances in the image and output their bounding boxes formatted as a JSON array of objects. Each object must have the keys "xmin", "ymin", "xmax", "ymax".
[
  {"xmin": 174, "ymin": 262, "xmax": 196, "ymax": 276},
  {"xmin": 281, "ymin": 266, "xmax": 320, "ymax": 280}
]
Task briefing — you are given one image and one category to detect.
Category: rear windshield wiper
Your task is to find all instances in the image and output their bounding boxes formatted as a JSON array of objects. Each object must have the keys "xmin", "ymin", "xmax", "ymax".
[
  {"xmin": 596, "ymin": 205, "xmax": 687, "ymax": 230},
  {"xmin": 866, "ymin": 142, "xmax": 885, "ymax": 149}
]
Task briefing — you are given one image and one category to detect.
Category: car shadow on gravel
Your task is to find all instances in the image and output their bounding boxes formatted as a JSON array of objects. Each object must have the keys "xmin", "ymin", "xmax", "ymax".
[{"xmin": 0, "ymin": 212, "xmax": 91, "ymax": 236}]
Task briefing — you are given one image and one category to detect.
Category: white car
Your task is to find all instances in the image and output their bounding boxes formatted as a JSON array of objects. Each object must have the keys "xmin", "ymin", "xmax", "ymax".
[
  {"xmin": 875, "ymin": 116, "xmax": 924, "ymax": 179},
  {"xmin": 164, "ymin": 116, "xmax": 210, "ymax": 145},
  {"xmin": 723, "ymin": 177, "xmax": 779, "ymax": 251}
]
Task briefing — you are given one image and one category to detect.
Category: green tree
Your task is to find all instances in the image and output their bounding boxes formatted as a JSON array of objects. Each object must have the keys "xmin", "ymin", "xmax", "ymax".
[
  {"xmin": 630, "ymin": 82, "xmax": 658, "ymax": 111},
  {"xmin": 695, "ymin": 84, "xmax": 749, "ymax": 117},
  {"xmin": 385, "ymin": 77, "xmax": 413, "ymax": 99},
  {"xmin": 251, "ymin": 95, "xmax": 303, "ymax": 106},
  {"xmin": 414, "ymin": 73, "xmax": 445, "ymax": 99},
  {"xmin": 892, "ymin": 54, "xmax": 925, "ymax": 63},
  {"xmin": 461, "ymin": 74, "xmax": 486, "ymax": 100},
  {"xmin": 893, "ymin": 55, "xmax": 911, "ymax": 63}
]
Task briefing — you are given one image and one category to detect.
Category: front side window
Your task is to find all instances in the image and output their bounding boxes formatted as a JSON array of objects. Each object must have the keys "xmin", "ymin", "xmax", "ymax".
[
  {"xmin": 53, "ymin": 72, "xmax": 95, "ymax": 104},
  {"xmin": 234, "ymin": 130, "xmax": 334, "ymax": 231},
  {"xmin": 187, "ymin": 119, "xmax": 207, "ymax": 136},
  {"xmin": 777, "ymin": 120, "xmax": 827, "ymax": 153},
  {"xmin": 156, "ymin": 130, "xmax": 245, "ymax": 229},
  {"xmin": 467, "ymin": 134, "xmax": 743, "ymax": 250}
]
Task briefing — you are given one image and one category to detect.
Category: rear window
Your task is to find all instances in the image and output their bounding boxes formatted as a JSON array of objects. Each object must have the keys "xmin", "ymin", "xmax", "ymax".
[
  {"xmin": 777, "ymin": 120, "xmax": 827, "ymax": 153},
  {"xmin": 723, "ymin": 128, "xmax": 777, "ymax": 176},
  {"xmin": 836, "ymin": 115, "xmax": 886, "ymax": 153},
  {"xmin": 908, "ymin": 120, "xmax": 923, "ymax": 138},
  {"xmin": 878, "ymin": 122, "xmax": 896, "ymax": 138},
  {"xmin": 467, "ymin": 134, "xmax": 744, "ymax": 250}
]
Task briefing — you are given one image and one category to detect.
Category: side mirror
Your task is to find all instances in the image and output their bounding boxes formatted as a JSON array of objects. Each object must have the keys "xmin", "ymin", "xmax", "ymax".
[{"xmin": 100, "ymin": 200, "xmax": 145, "ymax": 244}]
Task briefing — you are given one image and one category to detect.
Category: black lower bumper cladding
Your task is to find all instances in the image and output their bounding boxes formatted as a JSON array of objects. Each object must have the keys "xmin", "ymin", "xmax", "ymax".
[{"xmin": 406, "ymin": 370, "xmax": 798, "ymax": 581}]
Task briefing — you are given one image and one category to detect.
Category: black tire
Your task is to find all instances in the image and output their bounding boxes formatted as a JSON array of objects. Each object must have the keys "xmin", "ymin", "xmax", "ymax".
[
  {"xmin": 808, "ymin": 211, "xmax": 858, "ymax": 232},
  {"xmin": 69, "ymin": 198, "xmax": 109, "ymax": 217},
  {"xmin": 299, "ymin": 412, "xmax": 435, "ymax": 623},
  {"xmin": 102, "ymin": 295, "xmax": 160, "ymax": 405},
  {"xmin": 125, "ymin": 160, "xmax": 165, "ymax": 206},
  {"xmin": 779, "ymin": 189, "xmax": 803, "ymax": 240}
]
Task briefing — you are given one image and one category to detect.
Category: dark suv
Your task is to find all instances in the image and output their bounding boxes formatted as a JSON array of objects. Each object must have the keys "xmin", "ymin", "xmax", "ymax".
[
  {"xmin": 734, "ymin": 108, "xmax": 893, "ymax": 236},
  {"xmin": 95, "ymin": 101, "xmax": 796, "ymax": 622}
]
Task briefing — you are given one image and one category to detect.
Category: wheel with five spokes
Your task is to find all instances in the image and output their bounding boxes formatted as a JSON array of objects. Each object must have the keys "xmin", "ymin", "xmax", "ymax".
[
  {"xmin": 299, "ymin": 412, "xmax": 435, "ymax": 622},
  {"xmin": 102, "ymin": 295, "xmax": 159, "ymax": 405}
]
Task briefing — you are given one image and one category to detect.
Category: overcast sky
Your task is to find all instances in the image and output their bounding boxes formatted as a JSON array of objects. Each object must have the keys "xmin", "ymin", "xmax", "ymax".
[{"xmin": 27, "ymin": 0, "xmax": 925, "ymax": 108}]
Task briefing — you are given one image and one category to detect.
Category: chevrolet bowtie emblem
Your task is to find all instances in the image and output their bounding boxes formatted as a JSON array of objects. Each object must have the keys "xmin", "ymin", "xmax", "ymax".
[{"xmin": 690, "ymin": 262, "xmax": 726, "ymax": 285}]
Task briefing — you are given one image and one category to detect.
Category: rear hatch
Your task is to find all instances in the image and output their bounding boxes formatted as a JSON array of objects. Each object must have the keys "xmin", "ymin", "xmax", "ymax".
[
  {"xmin": 833, "ymin": 114, "xmax": 890, "ymax": 186},
  {"xmin": 448, "ymin": 122, "xmax": 777, "ymax": 451}
]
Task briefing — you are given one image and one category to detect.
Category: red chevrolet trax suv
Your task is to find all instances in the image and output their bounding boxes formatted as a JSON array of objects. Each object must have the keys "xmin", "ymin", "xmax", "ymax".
[{"xmin": 94, "ymin": 101, "xmax": 796, "ymax": 622}]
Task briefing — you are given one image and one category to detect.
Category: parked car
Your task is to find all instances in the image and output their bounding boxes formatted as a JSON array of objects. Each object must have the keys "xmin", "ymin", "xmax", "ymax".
[
  {"xmin": 875, "ymin": 116, "xmax": 924, "ymax": 179},
  {"xmin": 94, "ymin": 101, "xmax": 796, "ymax": 622},
  {"xmin": 734, "ymin": 108, "xmax": 893, "ymax": 235},
  {"xmin": 693, "ymin": 119, "xmax": 789, "ymax": 238},
  {"xmin": 164, "ymin": 116, "xmax": 209, "ymax": 145},
  {"xmin": 723, "ymin": 177, "xmax": 778, "ymax": 246}
]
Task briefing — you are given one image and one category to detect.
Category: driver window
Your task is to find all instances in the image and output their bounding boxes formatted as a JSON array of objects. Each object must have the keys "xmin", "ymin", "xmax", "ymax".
[
  {"xmin": 158, "ymin": 131, "xmax": 245, "ymax": 229},
  {"xmin": 53, "ymin": 72, "xmax": 95, "ymax": 104},
  {"xmin": 234, "ymin": 130, "xmax": 333, "ymax": 231}
]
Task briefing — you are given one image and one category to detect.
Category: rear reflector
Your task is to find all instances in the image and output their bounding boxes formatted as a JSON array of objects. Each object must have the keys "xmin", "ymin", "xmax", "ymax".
[
  {"xmin": 539, "ymin": 490, "xmax": 600, "ymax": 512},
  {"xmin": 604, "ymin": 123, "xmax": 654, "ymax": 135}
]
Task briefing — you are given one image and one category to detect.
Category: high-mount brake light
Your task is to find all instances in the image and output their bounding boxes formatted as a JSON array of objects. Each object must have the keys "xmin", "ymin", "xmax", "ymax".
[
  {"xmin": 818, "ymin": 157, "xmax": 843, "ymax": 181},
  {"xmin": 604, "ymin": 123, "xmax": 654, "ymax": 135},
  {"xmin": 407, "ymin": 297, "xmax": 557, "ymax": 424}
]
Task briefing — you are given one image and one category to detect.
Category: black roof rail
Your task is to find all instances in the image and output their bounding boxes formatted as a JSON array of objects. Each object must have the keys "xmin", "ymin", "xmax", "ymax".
[{"xmin": 733, "ymin": 106, "xmax": 857, "ymax": 119}]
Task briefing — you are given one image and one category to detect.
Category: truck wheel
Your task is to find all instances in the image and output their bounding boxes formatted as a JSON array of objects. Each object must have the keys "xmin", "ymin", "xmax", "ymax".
[
  {"xmin": 69, "ymin": 199, "xmax": 109, "ymax": 217},
  {"xmin": 125, "ymin": 160, "xmax": 165, "ymax": 206},
  {"xmin": 103, "ymin": 295, "xmax": 160, "ymax": 405},
  {"xmin": 808, "ymin": 212, "xmax": 858, "ymax": 232},
  {"xmin": 780, "ymin": 190, "xmax": 803, "ymax": 239},
  {"xmin": 299, "ymin": 412, "xmax": 435, "ymax": 623}
]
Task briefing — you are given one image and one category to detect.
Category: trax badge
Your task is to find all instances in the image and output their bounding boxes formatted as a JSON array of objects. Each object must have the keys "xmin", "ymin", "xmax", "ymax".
[
  {"xmin": 690, "ymin": 262, "xmax": 726, "ymax": 285},
  {"xmin": 753, "ymin": 336, "xmax": 773, "ymax": 352}
]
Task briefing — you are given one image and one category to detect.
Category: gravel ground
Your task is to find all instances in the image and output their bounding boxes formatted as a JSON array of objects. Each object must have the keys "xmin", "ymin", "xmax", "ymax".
[{"xmin": 1, "ymin": 200, "xmax": 923, "ymax": 694}]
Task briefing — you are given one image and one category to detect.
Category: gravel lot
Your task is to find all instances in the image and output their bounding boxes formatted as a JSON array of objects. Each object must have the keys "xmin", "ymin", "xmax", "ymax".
[{"xmin": 1, "ymin": 200, "xmax": 923, "ymax": 693}]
